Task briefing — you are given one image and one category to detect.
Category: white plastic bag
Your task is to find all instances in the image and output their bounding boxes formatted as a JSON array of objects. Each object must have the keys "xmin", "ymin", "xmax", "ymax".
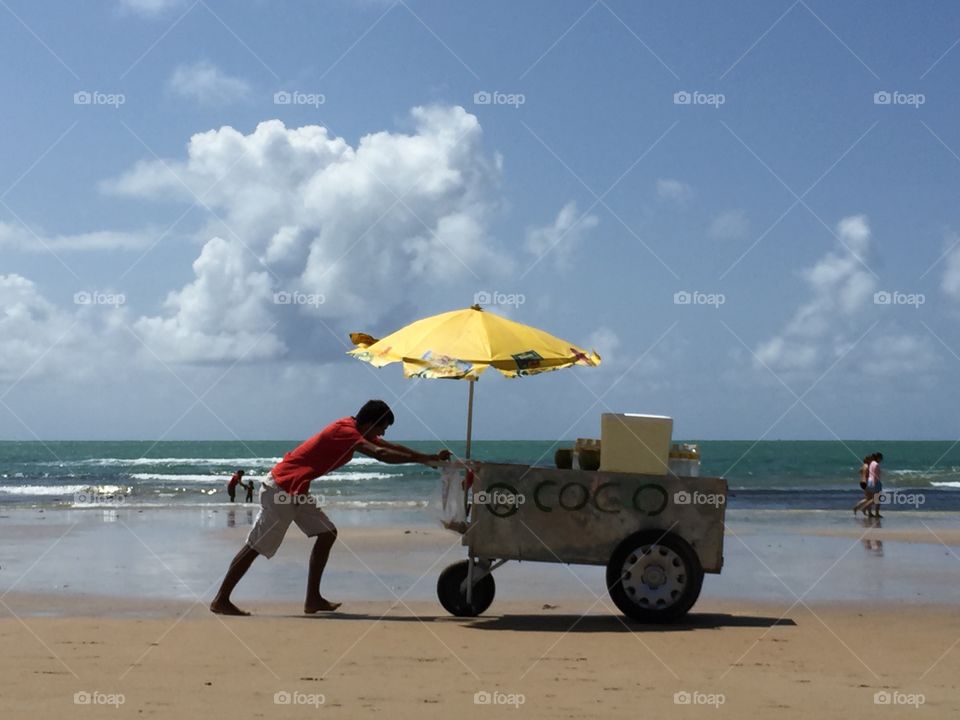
[{"xmin": 436, "ymin": 464, "xmax": 467, "ymax": 532}]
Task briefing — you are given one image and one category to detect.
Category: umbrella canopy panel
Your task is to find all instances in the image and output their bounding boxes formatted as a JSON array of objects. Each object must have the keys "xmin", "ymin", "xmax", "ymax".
[{"xmin": 348, "ymin": 305, "xmax": 600, "ymax": 379}]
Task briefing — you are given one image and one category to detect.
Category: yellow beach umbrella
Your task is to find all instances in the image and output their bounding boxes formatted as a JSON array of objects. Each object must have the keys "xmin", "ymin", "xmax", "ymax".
[{"xmin": 348, "ymin": 305, "xmax": 600, "ymax": 458}]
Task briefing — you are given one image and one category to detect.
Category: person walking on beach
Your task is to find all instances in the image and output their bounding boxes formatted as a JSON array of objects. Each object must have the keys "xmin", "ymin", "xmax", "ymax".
[
  {"xmin": 227, "ymin": 469, "xmax": 245, "ymax": 503},
  {"xmin": 242, "ymin": 479, "xmax": 254, "ymax": 503},
  {"xmin": 864, "ymin": 452, "xmax": 884, "ymax": 519},
  {"xmin": 853, "ymin": 454, "xmax": 875, "ymax": 516},
  {"xmin": 210, "ymin": 400, "xmax": 451, "ymax": 617}
]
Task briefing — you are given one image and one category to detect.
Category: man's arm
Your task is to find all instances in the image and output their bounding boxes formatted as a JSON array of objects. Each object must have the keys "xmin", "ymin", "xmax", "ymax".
[
  {"xmin": 373, "ymin": 436, "xmax": 452, "ymax": 456},
  {"xmin": 371, "ymin": 437, "xmax": 410, "ymax": 452},
  {"xmin": 355, "ymin": 439, "xmax": 450, "ymax": 465}
]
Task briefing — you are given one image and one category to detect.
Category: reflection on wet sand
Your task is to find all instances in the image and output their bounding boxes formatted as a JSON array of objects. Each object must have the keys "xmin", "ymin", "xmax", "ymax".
[
  {"xmin": 226, "ymin": 509, "xmax": 256, "ymax": 528},
  {"xmin": 860, "ymin": 517, "xmax": 884, "ymax": 555}
]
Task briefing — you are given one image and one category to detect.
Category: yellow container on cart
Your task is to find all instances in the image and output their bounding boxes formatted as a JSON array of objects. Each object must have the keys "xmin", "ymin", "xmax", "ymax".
[{"xmin": 599, "ymin": 413, "xmax": 673, "ymax": 475}]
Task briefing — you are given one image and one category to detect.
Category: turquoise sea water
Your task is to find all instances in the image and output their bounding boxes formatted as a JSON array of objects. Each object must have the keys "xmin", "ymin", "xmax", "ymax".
[{"xmin": 1, "ymin": 440, "xmax": 958, "ymax": 511}]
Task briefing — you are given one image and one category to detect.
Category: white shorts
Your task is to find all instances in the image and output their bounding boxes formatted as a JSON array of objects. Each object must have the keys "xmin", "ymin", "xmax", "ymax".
[{"xmin": 245, "ymin": 477, "xmax": 337, "ymax": 559}]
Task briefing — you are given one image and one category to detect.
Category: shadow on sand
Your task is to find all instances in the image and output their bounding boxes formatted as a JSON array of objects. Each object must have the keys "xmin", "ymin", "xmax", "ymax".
[{"xmin": 290, "ymin": 611, "xmax": 797, "ymax": 633}]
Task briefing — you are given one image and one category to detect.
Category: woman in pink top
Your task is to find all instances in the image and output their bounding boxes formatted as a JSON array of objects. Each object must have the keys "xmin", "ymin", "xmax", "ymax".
[{"xmin": 864, "ymin": 452, "xmax": 883, "ymax": 519}]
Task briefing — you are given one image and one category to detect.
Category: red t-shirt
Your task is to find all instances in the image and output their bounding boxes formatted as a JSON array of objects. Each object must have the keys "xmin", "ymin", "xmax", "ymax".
[
  {"xmin": 228, "ymin": 472, "xmax": 243, "ymax": 491},
  {"xmin": 272, "ymin": 417, "xmax": 367, "ymax": 495}
]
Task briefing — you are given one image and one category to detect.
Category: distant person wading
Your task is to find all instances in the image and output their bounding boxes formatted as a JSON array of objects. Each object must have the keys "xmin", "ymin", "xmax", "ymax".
[{"xmin": 227, "ymin": 469, "xmax": 245, "ymax": 503}]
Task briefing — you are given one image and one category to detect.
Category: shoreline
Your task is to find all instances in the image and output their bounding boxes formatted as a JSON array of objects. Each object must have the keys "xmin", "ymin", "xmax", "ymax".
[{"xmin": 2, "ymin": 507, "xmax": 960, "ymax": 610}]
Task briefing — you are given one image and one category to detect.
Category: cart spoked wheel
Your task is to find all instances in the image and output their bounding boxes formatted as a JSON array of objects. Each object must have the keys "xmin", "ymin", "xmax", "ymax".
[
  {"xmin": 437, "ymin": 560, "xmax": 496, "ymax": 617},
  {"xmin": 606, "ymin": 530, "xmax": 704, "ymax": 622}
]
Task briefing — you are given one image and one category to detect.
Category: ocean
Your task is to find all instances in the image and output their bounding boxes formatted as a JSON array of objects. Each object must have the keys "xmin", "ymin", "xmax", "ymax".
[{"xmin": 1, "ymin": 440, "xmax": 959, "ymax": 513}]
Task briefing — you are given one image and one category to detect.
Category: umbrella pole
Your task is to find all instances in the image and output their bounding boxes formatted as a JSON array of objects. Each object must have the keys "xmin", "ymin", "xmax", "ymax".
[{"xmin": 465, "ymin": 378, "xmax": 475, "ymax": 460}]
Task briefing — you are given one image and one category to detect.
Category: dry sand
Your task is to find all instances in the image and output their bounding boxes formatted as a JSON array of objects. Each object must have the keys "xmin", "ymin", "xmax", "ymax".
[{"xmin": 1, "ymin": 594, "xmax": 958, "ymax": 718}]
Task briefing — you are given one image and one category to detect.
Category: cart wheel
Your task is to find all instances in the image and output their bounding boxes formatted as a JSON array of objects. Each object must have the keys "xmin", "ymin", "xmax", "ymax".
[
  {"xmin": 606, "ymin": 530, "xmax": 704, "ymax": 622},
  {"xmin": 437, "ymin": 560, "xmax": 495, "ymax": 617}
]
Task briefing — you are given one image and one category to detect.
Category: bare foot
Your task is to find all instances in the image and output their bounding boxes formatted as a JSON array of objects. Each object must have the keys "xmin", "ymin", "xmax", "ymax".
[
  {"xmin": 304, "ymin": 598, "xmax": 342, "ymax": 614},
  {"xmin": 210, "ymin": 599, "xmax": 250, "ymax": 616}
]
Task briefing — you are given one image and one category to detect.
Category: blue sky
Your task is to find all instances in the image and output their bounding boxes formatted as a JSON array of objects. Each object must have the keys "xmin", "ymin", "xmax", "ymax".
[{"xmin": 2, "ymin": 0, "xmax": 960, "ymax": 441}]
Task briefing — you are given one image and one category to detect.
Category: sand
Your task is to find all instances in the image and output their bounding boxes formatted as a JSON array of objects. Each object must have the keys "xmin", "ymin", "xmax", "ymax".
[
  {"xmin": 2, "ymin": 508, "xmax": 959, "ymax": 717},
  {"xmin": 1, "ymin": 596, "xmax": 958, "ymax": 718}
]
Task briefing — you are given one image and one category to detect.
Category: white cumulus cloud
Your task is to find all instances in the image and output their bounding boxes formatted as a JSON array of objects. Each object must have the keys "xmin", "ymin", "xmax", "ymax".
[
  {"xmin": 0, "ymin": 275, "xmax": 131, "ymax": 382},
  {"xmin": 106, "ymin": 106, "xmax": 508, "ymax": 363},
  {"xmin": 755, "ymin": 215, "xmax": 938, "ymax": 378},
  {"xmin": 133, "ymin": 236, "xmax": 285, "ymax": 364}
]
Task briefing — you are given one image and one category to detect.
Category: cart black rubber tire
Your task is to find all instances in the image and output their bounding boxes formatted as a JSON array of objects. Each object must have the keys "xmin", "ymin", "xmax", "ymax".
[
  {"xmin": 437, "ymin": 560, "xmax": 496, "ymax": 617},
  {"xmin": 606, "ymin": 530, "xmax": 704, "ymax": 623}
]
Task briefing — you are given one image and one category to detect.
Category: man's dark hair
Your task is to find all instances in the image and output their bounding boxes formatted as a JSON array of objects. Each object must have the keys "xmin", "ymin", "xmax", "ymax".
[{"xmin": 356, "ymin": 399, "xmax": 395, "ymax": 428}]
